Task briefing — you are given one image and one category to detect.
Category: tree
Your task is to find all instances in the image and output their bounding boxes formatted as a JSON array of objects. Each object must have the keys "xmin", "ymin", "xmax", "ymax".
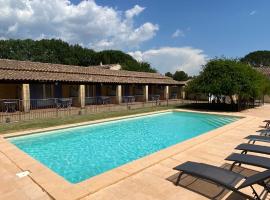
[
  {"xmin": 241, "ymin": 51, "xmax": 270, "ymax": 67},
  {"xmin": 0, "ymin": 39, "xmax": 157, "ymax": 73},
  {"xmin": 173, "ymin": 71, "xmax": 189, "ymax": 81},
  {"xmin": 121, "ymin": 61, "xmax": 156, "ymax": 72},
  {"xmin": 165, "ymin": 72, "xmax": 173, "ymax": 78},
  {"xmin": 186, "ymin": 58, "xmax": 270, "ymax": 104}
]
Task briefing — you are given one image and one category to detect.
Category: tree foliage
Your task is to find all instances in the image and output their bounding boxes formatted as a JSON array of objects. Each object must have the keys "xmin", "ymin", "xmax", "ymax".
[
  {"xmin": 186, "ymin": 58, "xmax": 270, "ymax": 104},
  {"xmin": 0, "ymin": 39, "xmax": 156, "ymax": 72},
  {"xmin": 165, "ymin": 72, "xmax": 173, "ymax": 78},
  {"xmin": 165, "ymin": 70, "xmax": 189, "ymax": 81},
  {"xmin": 173, "ymin": 71, "xmax": 189, "ymax": 81},
  {"xmin": 241, "ymin": 50, "xmax": 270, "ymax": 67}
]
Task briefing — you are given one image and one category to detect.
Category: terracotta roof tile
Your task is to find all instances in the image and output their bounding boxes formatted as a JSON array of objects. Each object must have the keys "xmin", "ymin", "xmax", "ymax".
[
  {"xmin": 0, "ymin": 59, "xmax": 184, "ymax": 85},
  {"xmin": 256, "ymin": 67, "xmax": 270, "ymax": 77}
]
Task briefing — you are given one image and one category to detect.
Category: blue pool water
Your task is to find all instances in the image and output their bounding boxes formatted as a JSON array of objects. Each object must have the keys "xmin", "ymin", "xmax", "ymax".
[{"xmin": 9, "ymin": 111, "xmax": 239, "ymax": 183}]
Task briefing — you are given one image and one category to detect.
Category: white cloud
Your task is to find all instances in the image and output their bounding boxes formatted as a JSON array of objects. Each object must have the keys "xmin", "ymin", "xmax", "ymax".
[
  {"xmin": 172, "ymin": 29, "xmax": 185, "ymax": 38},
  {"xmin": 125, "ymin": 5, "xmax": 145, "ymax": 19},
  {"xmin": 249, "ymin": 10, "xmax": 257, "ymax": 16},
  {"xmin": 0, "ymin": 0, "xmax": 158, "ymax": 50},
  {"xmin": 129, "ymin": 47, "xmax": 208, "ymax": 75}
]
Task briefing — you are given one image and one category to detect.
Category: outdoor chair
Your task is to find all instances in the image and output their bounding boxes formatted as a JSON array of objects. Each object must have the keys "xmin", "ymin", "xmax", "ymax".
[
  {"xmin": 85, "ymin": 97, "xmax": 97, "ymax": 105},
  {"xmin": 245, "ymin": 135, "xmax": 270, "ymax": 144},
  {"xmin": 2, "ymin": 100, "xmax": 18, "ymax": 112},
  {"xmin": 171, "ymin": 93, "xmax": 177, "ymax": 99},
  {"xmin": 123, "ymin": 96, "xmax": 135, "ymax": 103},
  {"xmin": 56, "ymin": 98, "xmax": 72, "ymax": 108},
  {"xmin": 174, "ymin": 161, "xmax": 270, "ymax": 200},
  {"xmin": 151, "ymin": 95, "xmax": 160, "ymax": 101},
  {"xmin": 264, "ymin": 120, "xmax": 270, "ymax": 128},
  {"xmin": 225, "ymin": 153, "xmax": 270, "ymax": 170},
  {"xmin": 235, "ymin": 143, "xmax": 270, "ymax": 156}
]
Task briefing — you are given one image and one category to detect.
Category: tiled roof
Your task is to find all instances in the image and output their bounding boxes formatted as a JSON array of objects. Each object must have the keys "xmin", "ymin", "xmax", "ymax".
[
  {"xmin": 256, "ymin": 67, "xmax": 270, "ymax": 77},
  {"xmin": 0, "ymin": 59, "xmax": 184, "ymax": 85}
]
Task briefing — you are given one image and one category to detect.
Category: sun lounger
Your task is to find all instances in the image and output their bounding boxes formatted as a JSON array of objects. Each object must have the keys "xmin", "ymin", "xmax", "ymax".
[
  {"xmin": 245, "ymin": 135, "xmax": 270, "ymax": 144},
  {"xmin": 225, "ymin": 153, "xmax": 270, "ymax": 170},
  {"xmin": 264, "ymin": 120, "xmax": 270, "ymax": 128},
  {"xmin": 173, "ymin": 161, "xmax": 270, "ymax": 200},
  {"xmin": 236, "ymin": 143, "xmax": 270, "ymax": 155}
]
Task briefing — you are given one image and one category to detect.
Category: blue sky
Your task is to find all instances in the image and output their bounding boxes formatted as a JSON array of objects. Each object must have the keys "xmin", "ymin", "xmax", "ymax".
[
  {"xmin": 1, "ymin": 0, "xmax": 269, "ymax": 74},
  {"xmin": 91, "ymin": 0, "xmax": 269, "ymax": 58}
]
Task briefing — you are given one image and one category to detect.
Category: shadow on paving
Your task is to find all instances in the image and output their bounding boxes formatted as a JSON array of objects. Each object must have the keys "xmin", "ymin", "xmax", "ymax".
[{"xmin": 167, "ymin": 163, "xmax": 269, "ymax": 200}]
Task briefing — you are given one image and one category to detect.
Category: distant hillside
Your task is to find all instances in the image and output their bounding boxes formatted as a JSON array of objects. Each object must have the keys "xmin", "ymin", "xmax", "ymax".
[{"xmin": 0, "ymin": 39, "xmax": 156, "ymax": 73}]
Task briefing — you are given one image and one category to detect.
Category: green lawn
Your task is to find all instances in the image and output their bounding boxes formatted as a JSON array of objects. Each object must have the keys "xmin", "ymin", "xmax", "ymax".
[{"xmin": 0, "ymin": 106, "xmax": 177, "ymax": 134}]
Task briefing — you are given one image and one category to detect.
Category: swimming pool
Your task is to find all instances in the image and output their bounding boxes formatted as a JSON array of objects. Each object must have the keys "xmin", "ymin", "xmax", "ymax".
[{"xmin": 9, "ymin": 111, "xmax": 239, "ymax": 183}]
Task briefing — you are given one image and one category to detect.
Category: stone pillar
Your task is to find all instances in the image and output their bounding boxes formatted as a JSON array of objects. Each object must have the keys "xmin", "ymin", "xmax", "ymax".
[
  {"xmin": 181, "ymin": 86, "xmax": 186, "ymax": 99},
  {"xmin": 22, "ymin": 83, "xmax": 30, "ymax": 112},
  {"xmin": 164, "ymin": 85, "xmax": 169, "ymax": 100},
  {"xmin": 143, "ymin": 85, "xmax": 149, "ymax": 102},
  {"xmin": 116, "ymin": 84, "xmax": 122, "ymax": 104},
  {"xmin": 78, "ymin": 84, "xmax": 85, "ymax": 108}
]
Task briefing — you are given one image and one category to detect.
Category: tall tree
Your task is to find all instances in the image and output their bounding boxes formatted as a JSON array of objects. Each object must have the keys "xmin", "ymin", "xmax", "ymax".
[
  {"xmin": 186, "ymin": 58, "xmax": 270, "ymax": 104},
  {"xmin": 165, "ymin": 72, "xmax": 173, "ymax": 78},
  {"xmin": 0, "ymin": 39, "xmax": 157, "ymax": 73},
  {"xmin": 241, "ymin": 50, "xmax": 270, "ymax": 67},
  {"xmin": 173, "ymin": 71, "xmax": 189, "ymax": 81}
]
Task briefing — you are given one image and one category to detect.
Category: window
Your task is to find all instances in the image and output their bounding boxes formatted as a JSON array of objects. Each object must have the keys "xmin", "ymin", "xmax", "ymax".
[
  {"xmin": 86, "ymin": 85, "xmax": 94, "ymax": 97},
  {"xmin": 69, "ymin": 85, "xmax": 78, "ymax": 97},
  {"xmin": 108, "ymin": 85, "xmax": 116, "ymax": 96},
  {"xmin": 45, "ymin": 84, "xmax": 53, "ymax": 98}
]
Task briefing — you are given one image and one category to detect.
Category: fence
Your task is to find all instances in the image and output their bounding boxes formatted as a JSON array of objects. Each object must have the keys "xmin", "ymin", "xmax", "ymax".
[{"xmin": 0, "ymin": 97, "xmax": 206, "ymax": 124}]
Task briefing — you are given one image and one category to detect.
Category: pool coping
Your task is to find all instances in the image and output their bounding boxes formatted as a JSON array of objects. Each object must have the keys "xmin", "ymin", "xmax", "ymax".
[{"xmin": 0, "ymin": 109, "xmax": 252, "ymax": 200}]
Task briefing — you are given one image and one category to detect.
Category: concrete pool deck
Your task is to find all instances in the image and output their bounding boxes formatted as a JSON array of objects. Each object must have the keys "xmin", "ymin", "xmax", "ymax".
[{"xmin": 1, "ymin": 105, "xmax": 270, "ymax": 200}]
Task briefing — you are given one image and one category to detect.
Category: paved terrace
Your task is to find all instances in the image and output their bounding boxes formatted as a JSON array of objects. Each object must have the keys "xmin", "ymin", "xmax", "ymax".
[{"xmin": 1, "ymin": 105, "xmax": 270, "ymax": 200}]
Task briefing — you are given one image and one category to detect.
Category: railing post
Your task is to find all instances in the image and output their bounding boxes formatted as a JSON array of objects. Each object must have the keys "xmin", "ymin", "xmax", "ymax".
[{"xmin": 22, "ymin": 83, "xmax": 30, "ymax": 112}]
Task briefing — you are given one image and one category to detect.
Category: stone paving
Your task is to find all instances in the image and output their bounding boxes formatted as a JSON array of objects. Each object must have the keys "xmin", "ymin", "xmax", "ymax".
[{"xmin": 1, "ymin": 105, "xmax": 270, "ymax": 200}]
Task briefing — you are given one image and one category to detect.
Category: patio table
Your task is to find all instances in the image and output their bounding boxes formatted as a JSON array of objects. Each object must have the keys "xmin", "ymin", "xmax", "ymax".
[
  {"xmin": 3, "ymin": 101, "xmax": 17, "ymax": 112},
  {"xmin": 98, "ymin": 96, "xmax": 111, "ymax": 104},
  {"xmin": 151, "ymin": 95, "xmax": 160, "ymax": 101},
  {"xmin": 56, "ymin": 98, "xmax": 72, "ymax": 108},
  {"xmin": 123, "ymin": 96, "xmax": 135, "ymax": 103}
]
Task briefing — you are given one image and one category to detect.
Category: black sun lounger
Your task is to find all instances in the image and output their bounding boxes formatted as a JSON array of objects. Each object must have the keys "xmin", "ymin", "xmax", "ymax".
[
  {"xmin": 264, "ymin": 120, "xmax": 270, "ymax": 128},
  {"xmin": 245, "ymin": 135, "xmax": 270, "ymax": 144},
  {"xmin": 173, "ymin": 161, "xmax": 270, "ymax": 200},
  {"xmin": 226, "ymin": 153, "xmax": 270, "ymax": 170},
  {"xmin": 236, "ymin": 143, "xmax": 270, "ymax": 155}
]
